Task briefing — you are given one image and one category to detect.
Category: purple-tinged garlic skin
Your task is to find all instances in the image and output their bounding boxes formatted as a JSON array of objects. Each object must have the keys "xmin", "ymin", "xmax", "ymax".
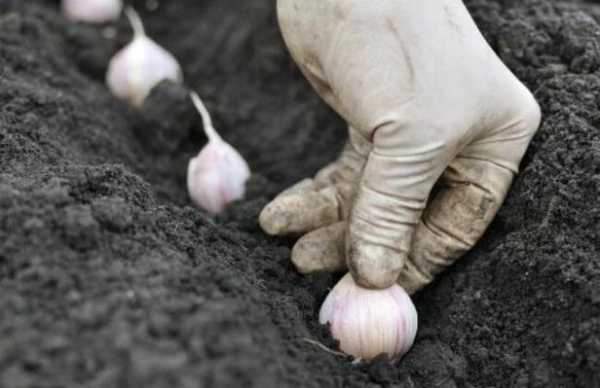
[
  {"xmin": 319, "ymin": 273, "xmax": 418, "ymax": 361},
  {"xmin": 106, "ymin": 7, "xmax": 182, "ymax": 107},
  {"xmin": 187, "ymin": 140, "xmax": 251, "ymax": 214},
  {"xmin": 62, "ymin": 0, "xmax": 123, "ymax": 24},
  {"xmin": 187, "ymin": 92, "xmax": 251, "ymax": 214}
]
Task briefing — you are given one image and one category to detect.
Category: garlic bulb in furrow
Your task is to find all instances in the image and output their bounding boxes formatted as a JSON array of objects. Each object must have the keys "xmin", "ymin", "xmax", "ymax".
[
  {"xmin": 187, "ymin": 92, "xmax": 251, "ymax": 214},
  {"xmin": 106, "ymin": 7, "xmax": 182, "ymax": 107},
  {"xmin": 319, "ymin": 273, "xmax": 418, "ymax": 361},
  {"xmin": 62, "ymin": 0, "xmax": 123, "ymax": 24}
]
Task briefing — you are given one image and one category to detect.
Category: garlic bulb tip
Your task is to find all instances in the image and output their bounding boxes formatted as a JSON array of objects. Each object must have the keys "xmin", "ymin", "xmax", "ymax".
[{"xmin": 124, "ymin": 6, "xmax": 145, "ymax": 37}]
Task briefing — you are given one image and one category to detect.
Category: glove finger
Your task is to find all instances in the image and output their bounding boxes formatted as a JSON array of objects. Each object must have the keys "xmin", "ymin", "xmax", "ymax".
[
  {"xmin": 277, "ymin": 178, "xmax": 316, "ymax": 197},
  {"xmin": 291, "ymin": 221, "xmax": 347, "ymax": 273},
  {"xmin": 314, "ymin": 131, "xmax": 370, "ymax": 190},
  {"xmin": 259, "ymin": 185, "xmax": 344, "ymax": 235},
  {"xmin": 260, "ymin": 135, "xmax": 366, "ymax": 236},
  {"xmin": 347, "ymin": 123, "xmax": 449, "ymax": 289},
  {"xmin": 397, "ymin": 154, "xmax": 516, "ymax": 294}
]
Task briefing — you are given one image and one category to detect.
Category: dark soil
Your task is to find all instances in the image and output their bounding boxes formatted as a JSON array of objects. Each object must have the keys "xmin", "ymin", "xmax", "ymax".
[{"xmin": 0, "ymin": 0, "xmax": 599, "ymax": 387}]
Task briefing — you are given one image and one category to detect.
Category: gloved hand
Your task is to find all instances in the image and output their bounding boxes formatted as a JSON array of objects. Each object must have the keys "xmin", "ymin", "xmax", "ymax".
[{"xmin": 260, "ymin": 0, "xmax": 541, "ymax": 293}]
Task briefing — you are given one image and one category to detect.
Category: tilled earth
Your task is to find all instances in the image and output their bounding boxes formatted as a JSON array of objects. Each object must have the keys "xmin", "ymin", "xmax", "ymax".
[{"xmin": 0, "ymin": 0, "xmax": 599, "ymax": 387}]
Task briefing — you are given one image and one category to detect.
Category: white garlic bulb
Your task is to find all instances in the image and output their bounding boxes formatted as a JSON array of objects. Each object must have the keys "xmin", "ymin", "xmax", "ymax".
[
  {"xmin": 62, "ymin": 0, "xmax": 123, "ymax": 24},
  {"xmin": 187, "ymin": 92, "xmax": 251, "ymax": 214},
  {"xmin": 319, "ymin": 273, "xmax": 418, "ymax": 361},
  {"xmin": 106, "ymin": 7, "xmax": 183, "ymax": 107}
]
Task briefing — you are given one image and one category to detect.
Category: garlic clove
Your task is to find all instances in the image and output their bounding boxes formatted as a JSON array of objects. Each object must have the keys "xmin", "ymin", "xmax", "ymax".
[
  {"xmin": 187, "ymin": 140, "xmax": 251, "ymax": 214},
  {"xmin": 106, "ymin": 7, "xmax": 183, "ymax": 107},
  {"xmin": 187, "ymin": 92, "xmax": 251, "ymax": 214},
  {"xmin": 319, "ymin": 273, "xmax": 418, "ymax": 361},
  {"xmin": 62, "ymin": 0, "xmax": 123, "ymax": 24}
]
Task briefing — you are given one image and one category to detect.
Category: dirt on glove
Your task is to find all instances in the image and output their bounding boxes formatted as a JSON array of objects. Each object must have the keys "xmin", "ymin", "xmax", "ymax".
[{"xmin": 0, "ymin": 0, "xmax": 598, "ymax": 387}]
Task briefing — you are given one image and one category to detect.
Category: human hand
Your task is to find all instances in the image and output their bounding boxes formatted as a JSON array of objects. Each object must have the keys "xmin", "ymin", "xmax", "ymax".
[{"xmin": 260, "ymin": 0, "xmax": 541, "ymax": 292}]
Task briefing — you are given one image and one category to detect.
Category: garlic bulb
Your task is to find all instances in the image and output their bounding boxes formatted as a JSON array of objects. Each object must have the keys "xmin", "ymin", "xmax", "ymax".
[
  {"xmin": 187, "ymin": 92, "xmax": 251, "ymax": 214},
  {"xmin": 106, "ymin": 7, "xmax": 183, "ymax": 107},
  {"xmin": 319, "ymin": 273, "xmax": 418, "ymax": 361},
  {"xmin": 62, "ymin": 0, "xmax": 123, "ymax": 23}
]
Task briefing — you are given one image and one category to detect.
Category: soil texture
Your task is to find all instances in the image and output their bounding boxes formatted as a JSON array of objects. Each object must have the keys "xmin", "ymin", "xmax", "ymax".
[{"xmin": 0, "ymin": 0, "xmax": 599, "ymax": 387}]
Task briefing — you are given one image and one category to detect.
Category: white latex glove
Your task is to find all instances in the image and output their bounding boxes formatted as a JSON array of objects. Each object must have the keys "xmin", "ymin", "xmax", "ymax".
[{"xmin": 260, "ymin": 0, "xmax": 541, "ymax": 292}]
